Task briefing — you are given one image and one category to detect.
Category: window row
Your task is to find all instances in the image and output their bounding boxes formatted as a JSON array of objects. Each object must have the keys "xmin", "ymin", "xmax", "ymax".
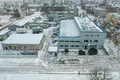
[
  {"xmin": 60, "ymin": 45, "xmax": 79, "ymax": 47},
  {"xmin": 59, "ymin": 40, "xmax": 80, "ymax": 42},
  {"xmin": 84, "ymin": 40, "xmax": 98, "ymax": 42},
  {"xmin": 60, "ymin": 45, "xmax": 97, "ymax": 48},
  {"xmin": 84, "ymin": 34, "xmax": 99, "ymax": 37}
]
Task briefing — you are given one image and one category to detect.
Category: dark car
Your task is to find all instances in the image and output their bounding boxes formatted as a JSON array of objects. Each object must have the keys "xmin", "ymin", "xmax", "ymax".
[
  {"xmin": 52, "ymin": 40, "xmax": 58, "ymax": 43},
  {"xmin": 32, "ymin": 28, "xmax": 43, "ymax": 34}
]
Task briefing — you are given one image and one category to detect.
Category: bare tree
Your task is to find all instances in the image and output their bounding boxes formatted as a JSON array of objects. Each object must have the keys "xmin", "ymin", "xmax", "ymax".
[
  {"xmin": 89, "ymin": 67, "xmax": 102, "ymax": 80},
  {"xmin": 89, "ymin": 67, "xmax": 112, "ymax": 80}
]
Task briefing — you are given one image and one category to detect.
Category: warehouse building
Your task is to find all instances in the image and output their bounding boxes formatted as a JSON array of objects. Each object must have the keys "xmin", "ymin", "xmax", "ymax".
[
  {"xmin": 58, "ymin": 16, "xmax": 106, "ymax": 51},
  {"xmin": 8, "ymin": 12, "xmax": 41, "ymax": 31},
  {"xmin": 2, "ymin": 34, "xmax": 45, "ymax": 51}
]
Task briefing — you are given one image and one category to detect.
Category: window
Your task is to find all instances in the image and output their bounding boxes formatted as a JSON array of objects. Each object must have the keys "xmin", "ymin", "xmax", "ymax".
[
  {"xmin": 84, "ymin": 40, "xmax": 88, "ymax": 42},
  {"xmin": 75, "ymin": 45, "xmax": 79, "ymax": 47},
  {"xmin": 59, "ymin": 40, "xmax": 64, "ymax": 42},
  {"xmin": 70, "ymin": 41, "xmax": 74, "ymax": 42},
  {"xmin": 60, "ymin": 45, "xmax": 64, "ymax": 47},
  {"xmin": 91, "ymin": 34, "xmax": 93, "ymax": 37},
  {"xmin": 76, "ymin": 41, "xmax": 80, "ymax": 42},
  {"xmin": 71, "ymin": 45, "xmax": 74, "ymax": 47},
  {"xmin": 94, "ymin": 40, "xmax": 98, "ymax": 42},
  {"xmin": 65, "ymin": 45, "xmax": 68, "ymax": 47},
  {"xmin": 90, "ymin": 40, "xmax": 92, "ymax": 42},
  {"xmin": 65, "ymin": 41, "xmax": 69, "ymax": 42},
  {"xmin": 97, "ymin": 34, "xmax": 99, "ymax": 37}
]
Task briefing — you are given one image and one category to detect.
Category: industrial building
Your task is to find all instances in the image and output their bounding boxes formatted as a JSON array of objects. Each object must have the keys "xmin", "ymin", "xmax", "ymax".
[
  {"xmin": 2, "ymin": 34, "xmax": 45, "ymax": 51},
  {"xmin": 58, "ymin": 16, "xmax": 106, "ymax": 50},
  {"xmin": 93, "ymin": 7, "xmax": 107, "ymax": 18},
  {"xmin": 8, "ymin": 12, "xmax": 41, "ymax": 31}
]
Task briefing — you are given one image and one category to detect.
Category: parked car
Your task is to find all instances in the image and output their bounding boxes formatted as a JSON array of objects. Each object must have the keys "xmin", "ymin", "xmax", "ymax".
[
  {"xmin": 32, "ymin": 28, "xmax": 43, "ymax": 34},
  {"xmin": 52, "ymin": 40, "xmax": 58, "ymax": 43},
  {"xmin": 51, "ymin": 34, "xmax": 57, "ymax": 38}
]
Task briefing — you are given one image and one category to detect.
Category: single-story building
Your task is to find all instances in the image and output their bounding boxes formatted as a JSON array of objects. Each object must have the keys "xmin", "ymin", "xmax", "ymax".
[
  {"xmin": 48, "ymin": 46, "xmax": 58, "ymax": 54},
  {"xmin": 2, "ymin": 34, "xmax": 45, "ymax": 51}
]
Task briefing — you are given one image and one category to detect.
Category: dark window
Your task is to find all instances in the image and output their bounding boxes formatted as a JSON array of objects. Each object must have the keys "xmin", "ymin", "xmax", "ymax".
[
  {"xmin": 94, "ymin": 40, "xmax": 98, "ymax": 42},
  {"xmin": 5, "ymin": 47, "xmax": 8, "ymax": 50},
  {"xmin": 75, "ymin": 45, "xmax": 79, "ymax": 47},
  {"xmin": 65, "ymin": 45, "xmax": 68, "ymax": 47},
  {"xmin": 60, "ymin": 45, "xmax": 64, "ymax": 47},
  {"xmin": 91, "ymin": 34, "xmax": 93, "ymax": 37},
  {"xmin": 71, "ymin": 45, "xmax": 74, "ymax": 47},
  {"xmin": 85, "ymin": 34, "xmax": 89, "ymax": 37},
  {"xmin": 76, "ymin": 41, "xmax": 80, "ymax": 42},
  {"xmin": 97, "ymin": 35, "xmax": 99, "ymax": 37},
  {"xmin": 59, "ymin": 40, "xmax": 64, "ymax": 42},
  {"xmin": 70, "ymin": 41, "xmax": 74, "ymax": 42},
  {"xmin": 65, "ymin": 41, "xmax": 69, "ymax": 42},
  {"xmin": 90, "ymin": 40, "xmax": 92, "ymax": 42},
  {"xmin": 84, "ymin": 40, "xmax": 88, "ymax": 42},
  {"xmin": 85, "ymin": 45, "xmax": 88, "ymax": 50}
]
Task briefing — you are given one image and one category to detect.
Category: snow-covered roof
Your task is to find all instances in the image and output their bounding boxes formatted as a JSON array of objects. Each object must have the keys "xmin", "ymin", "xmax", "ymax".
[
  {"xmin": 11, "ymin": 12, "xmax": 40, "ymax": 26},
  {"xmin": 48, "ymin": 47, "xmax": 58, "ymax": 52},
  {"xmin": 59, "ymin": 19, "xmax": 80, "ymax": 37},
  {"xmin": 2, "ymin": 34, "xmax": 44, "ymax": 45},
  {"xmin": 0, "ymin": 28, "xmax": 10, "ymax": 36},
  {"xmin": 93, "ymin": 7, "xmax": 106, "ymax": 11},
  {"xmin": 74, "ymin": 17, "xmax": 103, "ymax": 32}
]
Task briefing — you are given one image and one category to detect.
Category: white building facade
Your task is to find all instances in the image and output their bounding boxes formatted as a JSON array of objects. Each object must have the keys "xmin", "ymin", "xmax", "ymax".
[{"xmin": 58, "ymin": 16, "xmax": 106, "ymax": 50}]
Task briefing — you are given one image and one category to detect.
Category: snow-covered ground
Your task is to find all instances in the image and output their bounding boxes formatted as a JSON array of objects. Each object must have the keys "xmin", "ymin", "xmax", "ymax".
[{"xmin": 0, "ymin": 74, "xmax": 89, "ymax": 80}]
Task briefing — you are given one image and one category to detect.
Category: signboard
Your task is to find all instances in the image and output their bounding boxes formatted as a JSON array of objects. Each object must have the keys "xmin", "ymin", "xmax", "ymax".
[
  {"xmin": 107, "ymin": 15, "xmax": 111, "ymax": 24},
  {"xmin": 112, "ymin": 17, "xmax": 118, "ymax": 27}
]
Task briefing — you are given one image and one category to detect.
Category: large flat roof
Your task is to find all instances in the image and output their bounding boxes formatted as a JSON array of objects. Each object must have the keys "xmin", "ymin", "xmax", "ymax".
[
  {"xmin": 74, "ymin": 17, "xmax": 103, "ymax": 32},
  {"xmin": 59, "ymin": 19, "xmax": 80, "ymax": 37},
  {"xmin": 2, "ymin": 34, "xmax": 44, "ymax": 45}
]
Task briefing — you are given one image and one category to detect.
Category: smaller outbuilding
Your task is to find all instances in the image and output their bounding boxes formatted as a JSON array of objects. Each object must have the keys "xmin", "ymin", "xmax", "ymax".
[
  {"xmin": 48, "ymin": 46, "xmax": 58, "ymax": 54},
  {"xmin": 2, "ymin": 33, "xmax": 45, "ymax": 51}
]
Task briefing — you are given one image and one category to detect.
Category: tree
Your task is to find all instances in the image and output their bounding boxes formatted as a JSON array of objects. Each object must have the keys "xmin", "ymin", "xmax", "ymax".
[
  {"xmin": 13, "ymin": 9, "xmax": 20, "ymax": 18},
  {"xmin": 78, "ymin": 50, "xmax": 85, "ymax": 55},
  {"xmin": 64, "ymin": 48, "xmax": 69, "ymax": 54},
  {"xmin": 80, "ymin": 0, "xmax": 85, "ymax": 10},
  {"xmin": 88, "ymin": 48, "xmax": 98, "ymax": 55},
  {"xmin": 89, "ymin": 67, "xmax": 112, "ymax": 80},
  {"xmin": 55, "ymin": 52, "xmax": 57, "ymax": 57}
]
